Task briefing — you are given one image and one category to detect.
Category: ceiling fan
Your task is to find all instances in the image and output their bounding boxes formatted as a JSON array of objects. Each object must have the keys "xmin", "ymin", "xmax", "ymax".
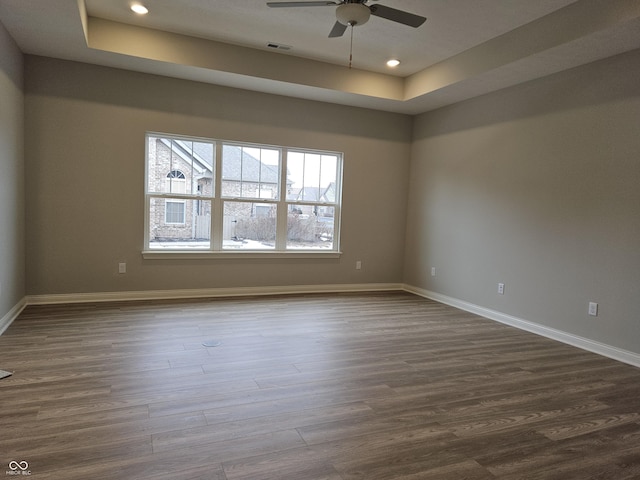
[{"xmin": 266, "ymin": 0, "xmax": 426, "ymax": 38}]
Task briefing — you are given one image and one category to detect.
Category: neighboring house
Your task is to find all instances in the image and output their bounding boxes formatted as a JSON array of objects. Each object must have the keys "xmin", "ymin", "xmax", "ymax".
[
  {"xmin": 148, "ymin": 137, "xmax": 214, "ymax": 242},
  {"xmin": 221, "ymin": 144, "xmax": 281, "ymax": 242},
  {"xmin": 149, "ymin": 138, "xmax": 312, "ymax": 244},
  {"xmin": 287, "ymin": 183, "xmax": 336, "ymax": 220},
  {"xmin": 286, "ymin": 184, "xmax": 336, "ymax": 242}
]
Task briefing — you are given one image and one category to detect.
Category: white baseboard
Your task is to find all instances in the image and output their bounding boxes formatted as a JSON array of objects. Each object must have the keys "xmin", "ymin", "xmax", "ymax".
[
  {"xmin": 404, "ymin": 284, "xmax": 640, "ymax": 369},
  {"xmin": 25, "ymin": 283, "xmax": 404, "ymax": 305},
  {"xmin": 0, "ymin": 297, "xmax": 27, "ymax": 336}
]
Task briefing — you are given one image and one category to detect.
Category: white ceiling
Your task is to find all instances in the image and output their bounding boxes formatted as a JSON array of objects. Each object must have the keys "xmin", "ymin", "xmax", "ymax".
[{"xmin": 1, "ymin": 0, "xmax": 640, "ymax": 114}]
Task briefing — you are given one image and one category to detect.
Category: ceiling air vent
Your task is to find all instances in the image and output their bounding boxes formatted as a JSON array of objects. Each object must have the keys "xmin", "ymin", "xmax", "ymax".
[{"xmin": 267, "ymin": 42, "xmax": 292, "ymax": 51}]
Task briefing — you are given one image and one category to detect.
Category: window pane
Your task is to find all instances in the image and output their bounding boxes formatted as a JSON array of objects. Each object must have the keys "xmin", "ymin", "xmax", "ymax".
[
  {"xmin": 147, "ymin": 136, "xmax": 215, "ymax": 195},
  {"xmin": 149, "ymin": 198, "xmax": 212, "ymax": 249},
  {"xmin": 221, "ymin": 145, "xmax": 280, "ymax": 199},
  {"xmin": 287, "ymin": 205, "xmax": 335, "ymax": 250},
  {"xmin": 223, "ymin": 201, "xmax": 276, "ymax": 250},
  {"xmin": 287, "ymin": 152, "xmax": 338, "ymax": 204}
]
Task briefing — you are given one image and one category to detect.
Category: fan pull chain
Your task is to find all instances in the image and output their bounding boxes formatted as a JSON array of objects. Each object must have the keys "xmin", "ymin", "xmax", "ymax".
[{"xmin": 349, "ymin": 23, "xmax": 354, "ymax": 69}]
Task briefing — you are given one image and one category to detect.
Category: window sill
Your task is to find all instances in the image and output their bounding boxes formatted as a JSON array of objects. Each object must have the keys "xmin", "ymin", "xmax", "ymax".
[{"xmin": 141, "ymin": 250, "xmax": 343, "ymax": 260}]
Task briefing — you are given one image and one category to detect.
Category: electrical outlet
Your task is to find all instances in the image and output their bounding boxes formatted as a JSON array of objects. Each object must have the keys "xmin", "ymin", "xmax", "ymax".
[
  {"xmin": 431, "ymin": 267, "xmax": 436, "ymax": 277},
  {"xmin": 498, "ymin": 283, "xmax": 505, "ymax": 295},
  {"xmin": 588, "ymin": 302, "xmax": 598, "ymax": 316},
  {"xmin": 118, "ymin": 262, "xmax": 127, "ymax": 274},
  {"xmin": 355, "ymin": 261, "xmax": 362, "ymax": 270}
]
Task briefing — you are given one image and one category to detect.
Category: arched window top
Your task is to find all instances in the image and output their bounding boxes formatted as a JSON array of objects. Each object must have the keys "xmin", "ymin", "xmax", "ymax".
[{"xmin": 166, "ymin": 170, "xmax": 186, "ymax": 194}]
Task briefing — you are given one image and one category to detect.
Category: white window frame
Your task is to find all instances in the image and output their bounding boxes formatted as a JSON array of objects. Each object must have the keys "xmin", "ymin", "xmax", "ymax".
[{"xmin": 143, "ymin": 133, "xmax": 343, "ymax": 258}]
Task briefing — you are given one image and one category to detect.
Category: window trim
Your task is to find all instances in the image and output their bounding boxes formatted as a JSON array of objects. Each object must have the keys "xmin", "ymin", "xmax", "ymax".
[{"xmin": 144, "ymin": 132, "xmax": 343, "ymax": 258}]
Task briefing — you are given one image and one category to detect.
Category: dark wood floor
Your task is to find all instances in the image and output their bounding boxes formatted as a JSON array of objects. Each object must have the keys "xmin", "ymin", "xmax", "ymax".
[{"xmin": 1, "ymin": 292, "xmax": 640, "ymax": 479}]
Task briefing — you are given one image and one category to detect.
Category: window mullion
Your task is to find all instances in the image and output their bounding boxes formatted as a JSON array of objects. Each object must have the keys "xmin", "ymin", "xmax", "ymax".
[
  {"xmin": 212, "ymin": 142, "xmax": 223, "ymax": 251},
  {"xmin": 276, "ymin": 148, "xmax": 288, "ymax": 250}
]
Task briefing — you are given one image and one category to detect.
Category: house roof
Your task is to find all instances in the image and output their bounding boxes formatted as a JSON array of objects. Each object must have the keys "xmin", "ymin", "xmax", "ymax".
[
  {"xmin": 222, "ymin": 146, "xmax": 280, "ymax": 185},
  {"xmin": 287, "ymin": 182, "xmax": 336, "ymax": 203},
  {"xmin": 160, "ymin": 139, "xmax": 213, "ymax": 176},
  {"xmin": 159, "ymin": 139, "xmax": 281, "ymax": 185},
  {"xmin": 158, "ymin": 137, "xmax": 302, "ymax": 188}
]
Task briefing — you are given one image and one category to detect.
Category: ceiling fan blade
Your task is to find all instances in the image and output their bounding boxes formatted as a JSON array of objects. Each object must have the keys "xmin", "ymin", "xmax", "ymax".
[
  {"xmin": 328, "ymin": 20, "xmax": 347, "ymax": 38},
  {"xmin": 369, "ymin": 4, "xmax": 426, "ymax": 28},
  {"xmin": 267, "ymin": 1, "xmax": 338, "ymax": 7}
]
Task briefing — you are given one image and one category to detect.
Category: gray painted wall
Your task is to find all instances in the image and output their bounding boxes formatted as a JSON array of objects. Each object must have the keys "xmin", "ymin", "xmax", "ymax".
[
  {"xmin": 0, "ymin": 21, "xmax": 24, "ymax": 321},
  {"xmin": 24, "ymin": 56, "xmax": 411, "ymax": 295},
  {"xmin": 7, "ymin": 38, "xmax": 640, "ymax": 358},
  {"xmin": 406, "ymin": 49, "xmax": 640, "ymax": 354}
]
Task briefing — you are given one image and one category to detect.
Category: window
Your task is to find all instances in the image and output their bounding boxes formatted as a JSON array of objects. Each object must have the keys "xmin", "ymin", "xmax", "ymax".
[
  {"xmin": 165, "ymin": 170, "xmax": 186, "ymax": 194},
  {"xmin": 285, "ymin": 151, "xmax": 338, "ymax": 250},
  {"xmin": 165, "ymin": 200, "xmax": 185, "ymax": 224},
  {"xmin": 145, "ymin": 133, "xmax": 342, "ymax": 255}
]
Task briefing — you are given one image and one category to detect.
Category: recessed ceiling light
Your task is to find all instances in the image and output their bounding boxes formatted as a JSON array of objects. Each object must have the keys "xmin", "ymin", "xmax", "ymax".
[
  {"xmin": 386, "ymin": 59, "xmax": 401, "ymax": 68},
  {"xmin": 131, "ymin": 4, "xmax": 149, "ymax": 15}
]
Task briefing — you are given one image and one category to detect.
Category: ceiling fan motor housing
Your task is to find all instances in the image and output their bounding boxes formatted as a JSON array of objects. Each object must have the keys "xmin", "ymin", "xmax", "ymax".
[{"xmin": 336, "ymin": 3, "xmax": 371, "ymax": 26}]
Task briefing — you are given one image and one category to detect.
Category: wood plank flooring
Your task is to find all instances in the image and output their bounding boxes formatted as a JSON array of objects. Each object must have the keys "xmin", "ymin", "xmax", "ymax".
[{"xmin": 1, "ymin": 292, "xmax": 640, "ymax": 479}]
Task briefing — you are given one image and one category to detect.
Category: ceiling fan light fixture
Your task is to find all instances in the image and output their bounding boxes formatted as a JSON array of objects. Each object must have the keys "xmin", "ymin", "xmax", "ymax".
[{"xmin": 336, "ymin": 4, "xmax": 370, "ymax": 26}]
